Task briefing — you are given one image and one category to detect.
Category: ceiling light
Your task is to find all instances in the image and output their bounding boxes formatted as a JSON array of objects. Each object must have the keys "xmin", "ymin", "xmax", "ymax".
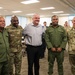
[
  {"xmin": 21, "ymin": 0, "xmax": 40, "ymax": 4},
  {"xmin": 26, "ymin": 13, "xmax": 35, "ymax": 16},
  {"xmin": 0, "ymin": 7, "xmax": 3, "ymax": 9},
  {"xmin": 40, "ymin": 15, "xmax": 44, "ymax": 17},
  {"xmin": 59, "ymin": 14, "xmax": 70, "ymax": 16},
  {"xmin": 52, "ymin": 11, "xmax": 64, "ymax": 13},
  {"xmin": 12, "ymin": 11, "xmax": 22, "ymax": 13},
  {"xmin": 40, "ymin": 7, "xmax": 55, "ymax": 10}
]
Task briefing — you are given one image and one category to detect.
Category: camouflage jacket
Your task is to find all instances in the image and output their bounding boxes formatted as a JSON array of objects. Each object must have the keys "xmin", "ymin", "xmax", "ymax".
[
  {"xmin": 64, "ymin": 26, "xmax": 71, "ymax": 32},
  {"xmin": 68, "ymin": 27, "xmax": 75, "ymax": 54},
  {"xmin": 6, "ymin": 24, "xmax": 23, "ymax": 52}
]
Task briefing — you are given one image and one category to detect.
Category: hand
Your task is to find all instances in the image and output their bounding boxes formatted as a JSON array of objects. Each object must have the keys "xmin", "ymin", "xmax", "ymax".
[
  {"xmin": 57, "ymin": 48, "xmax": 62, "ymax": 52},
  {"xmin": 22, "ymin": 49, "xmax": 26, "ymax": 57},
  {"xmin": 51, "ymin": 48, "xmax": 56, "ymax": 52}
]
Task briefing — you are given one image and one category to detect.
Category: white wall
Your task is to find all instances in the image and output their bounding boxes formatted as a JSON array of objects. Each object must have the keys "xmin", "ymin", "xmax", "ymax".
[
  {"xmin": 59, "ymin": 16, "xmax": 69, "ymax": 26},
  {"xmin": 25, "ymin": 17, "xmax": 51, "ymax": 26},
  {"xmin": 40, "ymin": 18, "xmax": 51, "ymax": 26},
  {"xmin": 5, "ymin": 15, "xmax": 74, "ymax": 28},
  {"xmin": 40, "ymin": 16, "xmax": 71, "ymax": 27},
  {"xmin": 5, "ymin": 16, "xmax": 27, "ymax": 28},
  {"xmin": 26, "ymin": 17, "xmax": 32, "ymax": 24},
  {"xmin": 39, "ymin": 17, "xmax": 69, "ymax": 27}
]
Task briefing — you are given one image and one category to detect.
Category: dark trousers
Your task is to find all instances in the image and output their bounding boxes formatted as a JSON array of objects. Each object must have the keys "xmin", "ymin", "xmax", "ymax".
[
  {"xmin": 41, "ymin": 38, "xmax": 46, "ymax": 58},
  {"xmin": 48, "ymin": 50, "xmax": 64, "ymax": 75},
  {"xmin": 26, "ymin": 45, "xmax": 41, "ymax": 75}
]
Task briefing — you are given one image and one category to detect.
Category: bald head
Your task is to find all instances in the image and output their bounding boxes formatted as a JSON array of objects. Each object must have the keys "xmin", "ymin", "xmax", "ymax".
[
  {"xmin": 0, "ymin": 16, "xmax": 4, "ymax": 19},
  {"xmin": 32, "ymin": 14, "xmax": 40, "ymax": 26},
  {"xmin": 0, "ymin": 16, "xmax": 5, "ymax": 28}
]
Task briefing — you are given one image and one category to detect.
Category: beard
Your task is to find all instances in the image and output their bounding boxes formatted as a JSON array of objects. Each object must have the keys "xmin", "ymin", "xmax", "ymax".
[
  {"xmin": 52, "ymin": 22, "xmax": 58, "ymax": 26},
  {"xmin": 53, "ymin": 24, "xmax": 58, "ymax": 26}
]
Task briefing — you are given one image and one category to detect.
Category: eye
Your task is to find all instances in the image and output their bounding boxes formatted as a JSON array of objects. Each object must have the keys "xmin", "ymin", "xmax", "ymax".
[
  {"xmin": 52, "ymin": 19, "xmax": 58, "ymax": 20},
  {"xmin": 0, "ymin": 20, "xmax": 5, "ymax": 22},
  {"xmin": 13, "ymin": 20, "xmax": 18, "ymax": 22}
]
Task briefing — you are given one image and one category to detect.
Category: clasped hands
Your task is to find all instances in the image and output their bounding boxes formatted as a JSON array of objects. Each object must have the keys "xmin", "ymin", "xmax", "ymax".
[{"xmin": 51, "ymin": 47, "xmax": 62, "ymax": 52}]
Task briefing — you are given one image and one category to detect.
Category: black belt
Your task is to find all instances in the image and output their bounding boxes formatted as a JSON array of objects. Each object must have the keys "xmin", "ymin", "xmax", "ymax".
[{"xmin": 26, "ymin": 44, "xmax": 41, "ymax": 48}]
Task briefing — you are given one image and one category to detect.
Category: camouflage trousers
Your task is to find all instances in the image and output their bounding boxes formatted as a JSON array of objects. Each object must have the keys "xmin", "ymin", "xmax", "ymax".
[
  {"xmin": 9, "ymin": 51, "xmax": 22, "ymax": 75},
  {"xmin": 69, "ymin": 54, "xmax": 75, "ymax": 75}
]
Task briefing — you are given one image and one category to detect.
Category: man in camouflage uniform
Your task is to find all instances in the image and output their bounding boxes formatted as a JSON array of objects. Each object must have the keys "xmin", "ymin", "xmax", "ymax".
[
  {"xmin": 6, "ymin": 16, "xmax": 23, "ymax": 75},
  {"xmin": 64, "ymin": 21, "xmax": 71, "ymax": 32},
  {"xmin": 64, "ymin": 21, "xmax": 71, "ymax": 52},
  {"xmin": 45, "ymin": 15, "xmax": 67, "ymax": 75},
  {"xmin": 0, "ymin": 16, "xmax": 10, "ymax": 75},
  {"xmin": 68, "ymin": 17, "xmax": 75, "ymax": 75}
]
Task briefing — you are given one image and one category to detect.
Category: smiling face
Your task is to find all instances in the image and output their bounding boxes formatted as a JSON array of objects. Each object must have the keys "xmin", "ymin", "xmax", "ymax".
[
  {"xmin": 32, "ymin": 14, "xmax": 40, "ymax": 26},
  {"xmin": 0, "ymin": 17, "xmax": 5, "ymax": 28},
  {"xmin": 11, "ymin": 16, "xmax": 19, "ymax": 27}
]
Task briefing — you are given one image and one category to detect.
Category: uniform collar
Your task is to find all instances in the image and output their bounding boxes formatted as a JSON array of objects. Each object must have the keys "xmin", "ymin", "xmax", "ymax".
[
  {"xmin": 51, "ymin": 25, "xmax": 59, "ymax": 28},
  {"xmin": 11, "ymin": 24, "xmax": 19, "ymax": 28}
]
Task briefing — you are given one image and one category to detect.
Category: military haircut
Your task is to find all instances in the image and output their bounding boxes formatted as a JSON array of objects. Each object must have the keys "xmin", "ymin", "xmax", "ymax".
[
  {"xmin": 51, "ymin": 15, "xmax": 58, "ymax": 21},
  {"xmin": 11, "ymin": 15, "xmax": 18, "ymax": 22}
]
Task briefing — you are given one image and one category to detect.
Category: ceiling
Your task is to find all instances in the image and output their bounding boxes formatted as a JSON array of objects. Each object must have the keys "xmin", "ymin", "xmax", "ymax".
[{"xmin": 0, "ymin": 0, "xmax": 75, "ymax": 17}]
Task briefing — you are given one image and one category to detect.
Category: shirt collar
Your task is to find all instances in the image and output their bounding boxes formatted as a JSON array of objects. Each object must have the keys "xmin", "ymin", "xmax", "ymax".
[{"xmin": 31, "ymin": 23, "xmax": 40, "ymax": 27}]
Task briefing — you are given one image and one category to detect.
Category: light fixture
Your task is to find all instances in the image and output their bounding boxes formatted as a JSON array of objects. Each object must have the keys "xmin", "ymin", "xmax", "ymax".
[
  {"xmin": 21, "ymin": 0, "xmax": 40, "ymax": 4},
  {"xmin": 0, "ymin": 7, "xmax": 3, "ymax": 9},
  {"xmin": 40, "ymin": 7, "xmax": 55, "ymax": 10},
  {"xmin": 59, "ymin": 14, "xmax": 70, "ymax": 16},
  {"xmin": 26, "ymin": 13, "xmax": 35, "ymax": 16},
  {"xmin": 12, "ymin": 11, "xmax": 22, "ymax": 13},
  {"xmin": 52, "ymin": 11, "xmax": 64, "ymax": 14}
]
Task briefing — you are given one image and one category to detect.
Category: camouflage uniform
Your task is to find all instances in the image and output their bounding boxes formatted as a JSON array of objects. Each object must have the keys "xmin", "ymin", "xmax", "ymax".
[
  {"xmin": 6, "ymin": 24, "xmax": 23, "ymax": 75},
  {"xmin": 64, "ymin": 26, "xmax": 71, "ymax": 32},
  {"xmin": 64, "ymin": 26, "xmax": 71, "ymax": 51},
  {"xmin": 68, "ymin": 27, "xmax": 75, "ymax": 75}
]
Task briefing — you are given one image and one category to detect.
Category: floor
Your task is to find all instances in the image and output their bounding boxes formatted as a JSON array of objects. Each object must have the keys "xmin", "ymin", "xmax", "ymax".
[{"xmin": 21, "ymin": 49, "xmax": 72, "ymax": 75}]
